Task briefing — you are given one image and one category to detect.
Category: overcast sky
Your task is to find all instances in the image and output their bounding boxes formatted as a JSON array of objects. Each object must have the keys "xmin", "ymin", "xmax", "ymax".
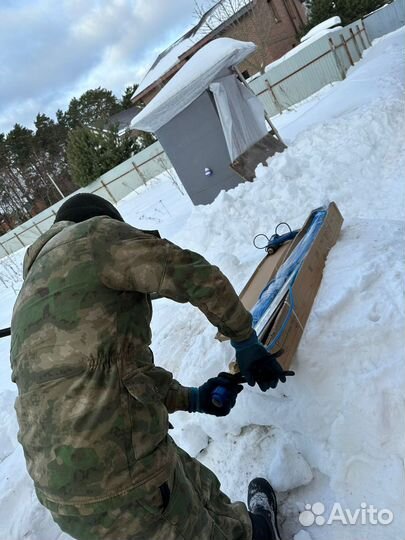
[{"xmin": 0, "ymin": 0, "xmax": 198, "ymax": 134}]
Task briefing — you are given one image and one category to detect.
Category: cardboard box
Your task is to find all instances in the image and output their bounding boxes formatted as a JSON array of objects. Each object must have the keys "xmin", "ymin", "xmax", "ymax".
[{"xmin": 222, "ymin": 202, "xmax": 343, "ymax": 370}]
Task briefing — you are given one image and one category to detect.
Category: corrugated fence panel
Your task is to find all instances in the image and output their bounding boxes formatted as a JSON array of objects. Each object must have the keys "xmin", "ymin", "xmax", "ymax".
[
  {"xmin": 0, "ymin": 207, "xmax": 59, "ymax": 258},
  {"xmin": 345, "ymin": 20, "xmax": 369, "ymax": 61},
  {"xmin": 0, "ymin": 141, "xmax": 172, "ymax": 258},
  {"xmin": 249, "ymin": 77, "xmax": 280, "ymax": 117},
  {"xmin": 133, "ymin": 141, "xmax": 170, "ymax": 180},
  {"xmin": 364, "ymin": 0, "xmax": 405, "ymax": 41},
  {"xmin": 332, "ymin": 20, "xmax": 362, "ymax": 72},
  {"xmin": 251, "ymin": 32, "xmax": 342, "ymax": 114},
  {"xmin": 249, "ymin": 17, "xmax": 374, "ymax": 117},
  {"xmin": 271, "ymin": 44, "xmax": 342, "ymax": 108}
]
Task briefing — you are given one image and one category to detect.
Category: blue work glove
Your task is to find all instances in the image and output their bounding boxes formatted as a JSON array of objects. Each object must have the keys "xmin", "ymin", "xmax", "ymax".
[
  {"xmin": 231, "ymin": 331, "xmax": 295, "ymax": 391},
  {"xmin": 189, "ymin": 373, "xmax": 243, "ymax": 417}
]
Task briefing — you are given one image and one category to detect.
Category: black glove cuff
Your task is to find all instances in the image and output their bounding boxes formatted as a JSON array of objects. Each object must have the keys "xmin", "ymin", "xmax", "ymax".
[{"xmin": 188, "ymin": 387, "xmax": 200, "ymax": 413}]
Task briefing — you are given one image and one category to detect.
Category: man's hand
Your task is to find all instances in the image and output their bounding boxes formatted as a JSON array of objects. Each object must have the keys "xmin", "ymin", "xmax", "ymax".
[
  {"xmin": 189, "ymin": 373, "xmax": 243, "ymax": 417},
  {"xmin": 231, "ymin": 331, "xmax": 295, "ymax": 391}
]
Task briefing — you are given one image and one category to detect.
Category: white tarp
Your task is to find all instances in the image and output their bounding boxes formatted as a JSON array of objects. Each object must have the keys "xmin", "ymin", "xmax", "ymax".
[
  {"xmin": 209, "ymin": 75, "xmax": 267, "ymax": 161},
  {"xmin": 130, "ymin": 38, "xmax": 256, "ymax": 133}
]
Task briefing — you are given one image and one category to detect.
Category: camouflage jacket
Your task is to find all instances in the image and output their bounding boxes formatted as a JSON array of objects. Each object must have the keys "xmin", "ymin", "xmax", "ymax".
[{"xmin": 10, "ymin": 216, "xmax": 252, "ymax": 512}]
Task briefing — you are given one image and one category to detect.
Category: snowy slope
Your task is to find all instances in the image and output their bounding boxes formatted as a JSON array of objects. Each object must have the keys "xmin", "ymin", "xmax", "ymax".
[{"xmin": 0, "ymin": 27, "xmax": 404, "ymax": 540}]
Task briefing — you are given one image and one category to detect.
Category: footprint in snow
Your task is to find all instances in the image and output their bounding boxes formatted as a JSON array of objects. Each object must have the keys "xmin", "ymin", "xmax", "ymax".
[{"xmin": 368, "ymin": 301, "xmax": 382, "ymax": 323}]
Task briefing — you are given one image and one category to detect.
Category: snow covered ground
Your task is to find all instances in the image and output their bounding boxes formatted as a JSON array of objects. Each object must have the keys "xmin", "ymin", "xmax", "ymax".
[{"xmin": 0, "ymin": 27, "xmax": 404, "ymax": 540}]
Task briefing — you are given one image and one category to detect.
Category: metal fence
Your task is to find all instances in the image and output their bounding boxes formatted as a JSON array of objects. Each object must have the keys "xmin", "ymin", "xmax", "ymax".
[
  {"xmin": 250, "ymin": 0, "xmax": 405, "ymax": 117},
  {"xmin": 0, "ymin": 141, "xmax": 171, "ymax": 258},
  {"xmin": 363, "ymin": 0, "xmax": 405, "ymax": 41},
  {"xmin": 249, "ymin": 19, "xmax": 371, "ymax": 117}
]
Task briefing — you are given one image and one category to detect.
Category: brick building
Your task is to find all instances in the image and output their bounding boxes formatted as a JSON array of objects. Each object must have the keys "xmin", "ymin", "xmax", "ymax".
[{"xmin": 132, "ymin": 0, "xmax": 307, "ymax": 106}]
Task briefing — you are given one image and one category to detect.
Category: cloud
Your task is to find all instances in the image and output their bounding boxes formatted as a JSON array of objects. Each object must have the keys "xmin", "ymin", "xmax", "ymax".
[{"xmin": 0, "ymin": 0, "xmax": 197, "ymax": 133}]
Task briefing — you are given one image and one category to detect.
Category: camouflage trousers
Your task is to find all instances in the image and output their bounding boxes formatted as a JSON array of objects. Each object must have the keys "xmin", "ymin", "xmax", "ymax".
[{"xmin": 51, "ymin": 446, "xmax": 253, "ymax": 540}]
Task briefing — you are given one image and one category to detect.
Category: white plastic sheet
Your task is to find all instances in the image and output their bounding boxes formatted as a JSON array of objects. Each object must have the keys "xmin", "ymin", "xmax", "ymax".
[
  {"xmin": 209, "ymin": 75, "xmax": 267, "ymax": 161},
  {"xmin": 130, "ymin": 38, "xmax": 256, "ymax": 133}
]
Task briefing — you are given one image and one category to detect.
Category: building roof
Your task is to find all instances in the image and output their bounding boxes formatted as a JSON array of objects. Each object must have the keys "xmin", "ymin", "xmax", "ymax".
[
  {"xmin": 106, "ymin": 105, "xmax": 143, "ymax": 133},
  {"xmin": 132, "ymin": 0, "xmax": 253, "ymax": 101},
  {"xmin": 92, "ymin": 105, "xmax": 143, "ymax": 135}
]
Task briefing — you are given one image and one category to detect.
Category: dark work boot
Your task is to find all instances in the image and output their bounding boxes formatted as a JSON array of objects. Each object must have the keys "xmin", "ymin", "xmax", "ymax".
[{"xmin": 248, "ymin": 477, "xmax": 282, "ymax": 540}]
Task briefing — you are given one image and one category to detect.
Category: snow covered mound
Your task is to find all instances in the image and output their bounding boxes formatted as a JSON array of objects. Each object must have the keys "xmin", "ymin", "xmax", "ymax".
[
  {"xmin": 300, "ymin": 16, "xmax": 342, "ymax": 42},
  {"xmin": 0, "ymin": 27, "xmax": 404, "ymax": 540}
]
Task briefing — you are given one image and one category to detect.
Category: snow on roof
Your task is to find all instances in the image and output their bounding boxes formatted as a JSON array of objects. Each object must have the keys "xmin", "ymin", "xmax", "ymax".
[
  {"xmin": 132, "ymin": 0, "xmax": 252, "ymax": 100},
  {"xmin": 133, "ymin": 38, "xmax": 195, "ymax": 99},
  {"xmin": 300, "ymin": 16, "xmax": 342, "ymax": 42},
  {"xmin": 131, "ymin": 38, "xmax": 256, "ymax": 133}
]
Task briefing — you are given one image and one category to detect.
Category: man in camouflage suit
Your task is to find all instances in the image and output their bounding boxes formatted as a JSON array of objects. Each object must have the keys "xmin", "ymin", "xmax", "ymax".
[{"xmin": 11, "ymin": 194, "xmax": 293, "ymax": 540}]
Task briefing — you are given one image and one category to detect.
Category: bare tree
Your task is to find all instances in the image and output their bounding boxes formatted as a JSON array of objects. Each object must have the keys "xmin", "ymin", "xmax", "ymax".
[
  {"xmin": 193, "ymin": 0, "xmax": 253, "ymax": 34},
  {"xmin": 193, "ymin": 0, "xmax": 279, "ymax": 75},
  {"xmin": 156, "ymin": 155, "xmax": 185, "ymax": 196},
  {"xmin": 0, "ymin": 253, "xmax": 23, "ymax": 295}
]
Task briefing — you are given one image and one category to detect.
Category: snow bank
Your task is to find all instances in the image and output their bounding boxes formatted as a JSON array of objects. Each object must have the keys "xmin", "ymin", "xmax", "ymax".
[
  {"xmin": 300, "ymin": 16, "xmax": 342, "ymax": 42},
  {"xmin": 0, "ymin": 27, "xmax": 404, "ymax": 540}
]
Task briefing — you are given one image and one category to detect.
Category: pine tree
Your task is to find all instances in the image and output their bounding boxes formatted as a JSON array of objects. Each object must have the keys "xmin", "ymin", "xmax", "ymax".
[
  {"xmin": 59, "ymin": 88, "xmax": 123, "ymax": 130},
  {"xmin": 67, "ymin": 126, "xmax": 136, "ymax": 187},
  {"xmin": 306, "ymin": 0, "xmax": 336, "ymax": 27},
  {"xmin": 66, "ymin": 128, "xmax": 104, "ymax": 187},
  {"xmin": 334, "ymin": 0, "xmax": 386, "ymax": 25},
  {"xmin": 0, "ymin": 133, "xmax": 33, "ymax": 223},
  {"xmin": 33, "ymin": 114, "xmax": 76, "ymax": 197},
  {"xmin": 121, "ymin": 85, "xmax": 138, "ymax": 109},
  {"xmin": 1, "ymin": 85, "xmax": 150, "ymax": 227},
  {"xmin": 6, "ymin": 124, "xmax": 59, "ymax": 207},
  {"xmin": 306, "ymin": 0, "xmax": 386, "ymax": 28}
]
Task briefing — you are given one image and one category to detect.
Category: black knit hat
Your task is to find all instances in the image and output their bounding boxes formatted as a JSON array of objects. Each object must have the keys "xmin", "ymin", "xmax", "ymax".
[{"xmin": 54, "ymin": 193, "xmax": 124, "ymax": 224}]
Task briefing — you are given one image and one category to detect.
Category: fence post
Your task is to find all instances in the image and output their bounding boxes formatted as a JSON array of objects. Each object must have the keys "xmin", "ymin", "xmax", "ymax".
[
  {"xmin": 14, "ymin": 232, "xmax": 25, "ymax": 248},
  {"xmin": 0, "ymin": 241, "xmax": 10, "ymax": 257},
  {"xmin": 340, "ymin": 34, "xmax": 354, "ymax": 66},
  {"xmin": 132, "ymin": 161, "xmax": 148, "ymax": 186},
  {"xmin": 360, "ymin": 21, "xmax": 372, "ymax": 47},
  {"xmin": 328, "ymin": 38, "xmax": 346, "ymax": 80},
  {"xmin": 265, "ymin": 79, "xmax": 283, "ymax": 114},
  {"xmin": 100, "ymin": 180, "xmax": 118, "ymax": 203},
  {"xmin": 356, "ymin": 24, "xmax": 367, "ymax": 49},
  {"xmin": 350, "ymin": 28, "xmax": 362, "ymax": 58}
]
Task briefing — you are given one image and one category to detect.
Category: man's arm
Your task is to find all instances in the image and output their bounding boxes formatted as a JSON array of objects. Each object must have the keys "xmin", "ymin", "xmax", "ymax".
[
  {"xmin": 91, "ymin": 219, "xmax": 253, "ymax": 412},
  {"xmin": 93, "ymin": 219, "xmax": 253, "ymax": 341}
]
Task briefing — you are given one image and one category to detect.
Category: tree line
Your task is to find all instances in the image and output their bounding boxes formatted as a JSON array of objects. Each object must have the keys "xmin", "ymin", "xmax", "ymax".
[{"xmin": 0, "ymin": 85, "xmax": 153, "ymax": 233}]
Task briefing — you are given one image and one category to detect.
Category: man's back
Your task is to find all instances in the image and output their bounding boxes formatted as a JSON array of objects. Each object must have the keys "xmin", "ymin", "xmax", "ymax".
[
  {"xmin": 11, "ymin": 217, "xmax": 175, "ymax": 509},
  {"xmin": 9, "ymin": 194, "xmax": 285, "ymax": 539}
]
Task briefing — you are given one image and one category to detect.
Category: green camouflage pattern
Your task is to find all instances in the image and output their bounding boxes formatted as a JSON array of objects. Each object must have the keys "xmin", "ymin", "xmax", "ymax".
[
  {"xmin": 49, "ymin": 446, "xmax": 252, "ymax": 540},
  {"xmin": 10, "ymin": 216, "xmax": 252, "ymax": 515}
]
